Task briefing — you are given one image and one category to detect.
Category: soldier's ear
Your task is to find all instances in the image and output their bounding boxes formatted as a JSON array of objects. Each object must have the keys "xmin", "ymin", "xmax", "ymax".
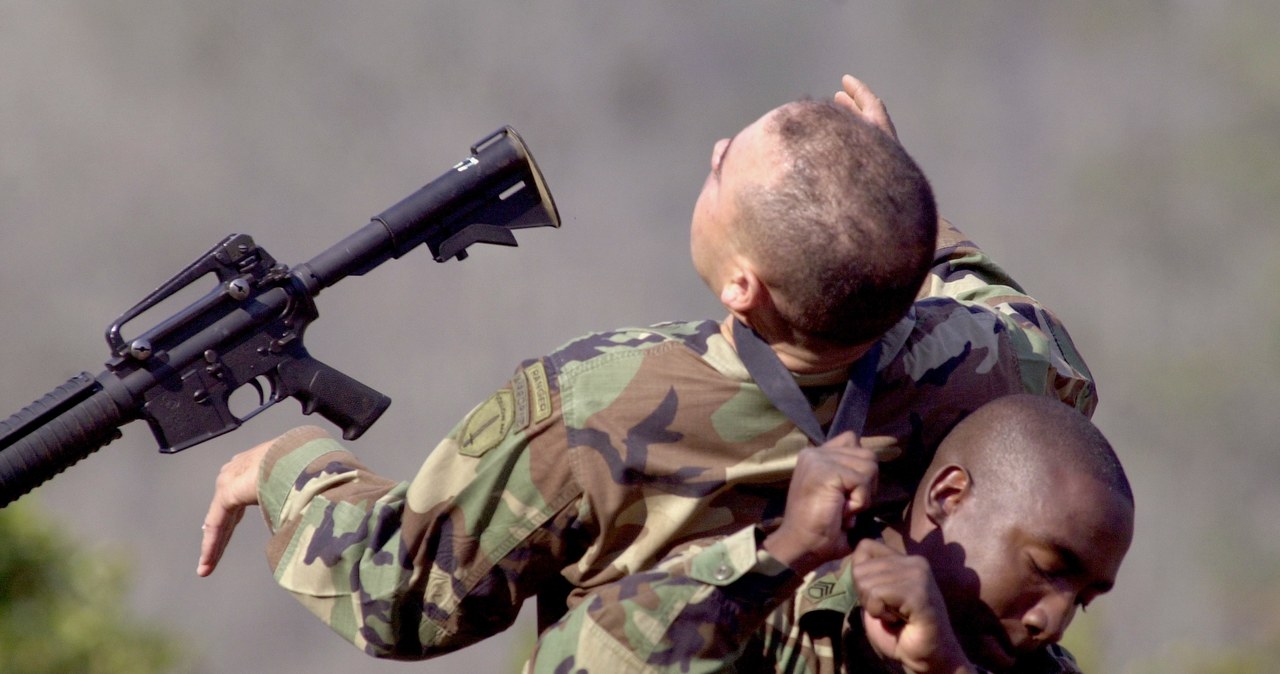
[
  {"xmin": 923, "ymin": 465, "xmax": 970, "ymax": 526},
  {"xmin": 720, "ymin": 258, "xmax": 767, "ymax": 313}
]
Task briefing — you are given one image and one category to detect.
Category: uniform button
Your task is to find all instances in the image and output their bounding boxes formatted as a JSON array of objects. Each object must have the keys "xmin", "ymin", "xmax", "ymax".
[{"xmin": 713, "ymin": 564, "xmax": 733, "ymax": 581}]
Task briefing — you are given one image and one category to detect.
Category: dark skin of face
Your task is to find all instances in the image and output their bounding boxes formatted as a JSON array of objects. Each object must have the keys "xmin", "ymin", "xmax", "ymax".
[{"xmin": 897, "ymin": 463, "xmax": 1134, "ymax": 671}]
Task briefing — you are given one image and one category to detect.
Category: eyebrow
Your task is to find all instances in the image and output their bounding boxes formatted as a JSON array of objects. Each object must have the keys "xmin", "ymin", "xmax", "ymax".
[{"xmin": 1043, "ymin": 537, "xmax": 1114, "ymax": 593}]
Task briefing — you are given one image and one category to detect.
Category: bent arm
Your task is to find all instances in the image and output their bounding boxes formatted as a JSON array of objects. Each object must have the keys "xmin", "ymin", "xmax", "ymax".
[
  {"xmin": 919, "ymin": 219, "xmax": 1097, "ymax": 415},
  {"xmin": 258, "ymin": 358, "xmax": 583, "ymax": 659},
  {"xmin": 834, "ymin": 75, "xmax": 1093, "ymax": 414}
]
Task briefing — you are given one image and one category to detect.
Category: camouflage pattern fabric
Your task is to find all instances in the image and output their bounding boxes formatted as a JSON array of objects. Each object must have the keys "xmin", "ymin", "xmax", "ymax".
[
  {"xmin": 254, "ymin": 221, "xmax": 1095, "ymax": 660},
  {"xmin": 523, "ymin": 526, "xmax": 1083, "ymax": 673},
  {"xmin": 920, "ymin": 219, "xmax": 1093, "ymax": 415}
]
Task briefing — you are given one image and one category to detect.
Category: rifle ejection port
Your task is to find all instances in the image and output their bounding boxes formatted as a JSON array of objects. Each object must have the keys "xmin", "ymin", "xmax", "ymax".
[{"xmin": 129, "ymin": 339, "xmax": 153, "ymax": 360}]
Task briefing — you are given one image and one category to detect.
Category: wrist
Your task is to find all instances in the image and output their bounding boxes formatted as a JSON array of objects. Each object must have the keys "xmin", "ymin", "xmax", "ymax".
[
  {"xmin": 895, "ymin": 620, "xmax": 976, "ymax": 674},
  {"xmin": 761, "ymin": 528, "xmax": 827, "ymax": 576}
]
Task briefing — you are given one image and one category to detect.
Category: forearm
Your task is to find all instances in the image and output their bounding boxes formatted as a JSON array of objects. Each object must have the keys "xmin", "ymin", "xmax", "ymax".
[
  {"xmin": 258, "ymin": 429, "xmax": 455, "ymax": 658},
  {"xmin": 257, "ymin": 369, "xmax": 581, "ymax": 659}
]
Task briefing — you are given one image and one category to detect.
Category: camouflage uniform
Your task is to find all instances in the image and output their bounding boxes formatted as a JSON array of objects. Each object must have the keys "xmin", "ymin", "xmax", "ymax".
[
  {"xmin": 253, "ymin": 220, "xmax": 1094, "ymax": 660},
  {"xmin": 524, "ymin": 526, "xmax": 1083, "ymax": 673}
]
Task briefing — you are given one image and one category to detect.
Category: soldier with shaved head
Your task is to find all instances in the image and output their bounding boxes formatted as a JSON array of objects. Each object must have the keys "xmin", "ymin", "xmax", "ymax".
[
  {"xmin": 195, "ymin": 77, "xmax": 1096, "ymax": 664},
  {"xmin": 527, "ymin": 395, "xmax": 1133, "ymax": 673}
]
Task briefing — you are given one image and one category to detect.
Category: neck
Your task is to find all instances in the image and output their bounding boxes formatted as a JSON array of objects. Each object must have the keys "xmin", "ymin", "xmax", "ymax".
[
  {"xmin": 721, "ymin": 316, "xmax": 874, "ymax": 374},
  {"xmin": 878, "ymin": 523, "xmax": 909, "ymax": 555}
]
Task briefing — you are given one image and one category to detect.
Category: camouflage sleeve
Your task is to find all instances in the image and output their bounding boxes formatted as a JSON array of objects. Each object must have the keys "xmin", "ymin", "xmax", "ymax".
[
  {"xmin": 917, "ymin": 218, "xmax": 1097, "ymax": 415},
  {"xmin": 521, "ymin": 521, "xmax": 1087, "ymax": 674},
  {"xmin": 256, "ymin": 358, "xmax": 584, "ymax": 659},
  {"xmin": 523, "ymin": 525, "xmax": 802, "ymax": 674}
]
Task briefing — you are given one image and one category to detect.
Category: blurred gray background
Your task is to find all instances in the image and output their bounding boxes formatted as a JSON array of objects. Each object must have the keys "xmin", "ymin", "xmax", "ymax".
[{"xmin": 2, "ymin": 2, "xmax": 1277, "ymax": 672}]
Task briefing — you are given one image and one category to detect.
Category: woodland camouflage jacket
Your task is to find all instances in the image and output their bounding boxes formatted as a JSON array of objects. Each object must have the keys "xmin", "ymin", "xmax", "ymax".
[
  {"xmin": 254, "ymin": 220, "xmax": 1095, "ymax": 661},
  {"xmin": 523, "ymin": 523, "xmax": 1086, "ymax": 673}
]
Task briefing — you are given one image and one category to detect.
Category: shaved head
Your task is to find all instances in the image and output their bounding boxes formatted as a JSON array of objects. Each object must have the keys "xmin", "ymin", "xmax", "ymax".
[
  {"xmin": 732, "ymin": 100, "xmax": 937, "ymax": 345},
  {"xmin": 928, "ymin": 394, "xmax": 1132, "ymax": 507}
]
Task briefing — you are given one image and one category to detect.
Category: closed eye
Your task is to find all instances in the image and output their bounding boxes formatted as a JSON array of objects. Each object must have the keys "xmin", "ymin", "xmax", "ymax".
[{"xmin": 1029, "ymin": 554, "xmax": 1099, "ymax": 612}]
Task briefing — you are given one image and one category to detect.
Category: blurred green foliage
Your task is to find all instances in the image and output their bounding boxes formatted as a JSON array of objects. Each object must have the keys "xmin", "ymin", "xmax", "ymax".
[{"xmin": 0, "ymin": 501, "xmax": 187, "ymax": 674}]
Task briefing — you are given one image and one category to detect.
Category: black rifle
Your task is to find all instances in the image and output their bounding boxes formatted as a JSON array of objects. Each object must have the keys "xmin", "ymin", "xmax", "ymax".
[{"xmin": 0, "ymin": 126, "xmax": 559, "ymax": 507}]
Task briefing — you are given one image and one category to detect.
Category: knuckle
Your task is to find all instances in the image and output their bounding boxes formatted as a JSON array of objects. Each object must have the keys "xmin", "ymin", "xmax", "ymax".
[{"xmin": 904, "ymin": 555, "xmax": 930, "ymax": 575}]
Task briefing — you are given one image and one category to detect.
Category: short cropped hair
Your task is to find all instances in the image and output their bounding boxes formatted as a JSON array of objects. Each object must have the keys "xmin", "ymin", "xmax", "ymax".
[
  {"xmin": 733, "ymin": 100, "xmax": 937, "ymax": 345},
  {"xmin": 941, "ymin": 394, "xmax": 1134, "ymax": 506}
]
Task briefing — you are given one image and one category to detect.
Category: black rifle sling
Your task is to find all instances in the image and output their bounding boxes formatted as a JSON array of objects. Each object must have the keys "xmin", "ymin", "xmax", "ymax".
[
  {"xmin": 539, "ymin": 321, "xmax": 882, "ymax": 633},
  {"xmin": 732, "ymin": 320, "xmax": 886, "ymax": 542},
  {"xmin": 731, "ymin": 319, "xmax": 880, "ymax": 443}
]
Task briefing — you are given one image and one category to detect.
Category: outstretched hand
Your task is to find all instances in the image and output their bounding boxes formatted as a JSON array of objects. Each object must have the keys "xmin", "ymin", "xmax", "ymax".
[
  {"xmin": 834, "ymin": 74, "xmax": 898, "ymax": 141},
  {"xmin": 762, "ymin": 431, "xmax": 878, "ymax": 575},
  {"xmin": 196, "ymin": 438, "xmax": 272, "ymax": 577}
]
